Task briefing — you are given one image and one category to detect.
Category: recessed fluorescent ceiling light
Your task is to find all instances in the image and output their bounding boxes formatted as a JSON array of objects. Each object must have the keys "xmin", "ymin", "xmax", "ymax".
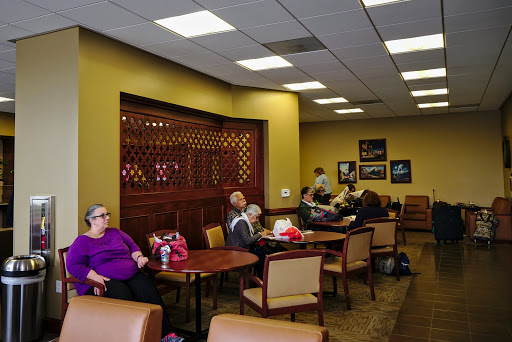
[
  {"xmin": 283, "ymin": 82, "xmax": 325, "ymax": 91},
  {"xmin": 418, "ymin": 102, "xmax": 449, "ymax": 108},
  {"xmin": 313, "ymin": 97, "xmax": 348, "ymax": 104},
  {"xmin": 0, "ymin": 97, "xmax": 14, "ymax": 102},
  {"xmin": 385, "ymin": 34, "xmax": 444, "ymax": 54},
  {"xmin": 401, "ymin": 68, "xmax": 446, "ymax": 80},
  {"xmin": 335, "ymin": 108, "xmax": 364, "ymax": 114},
  {"xmin": 236, "ymin": 56, "xmax": 292, "ymax": 71},
  {"xmin": 361, "ymin": 0, "xmax": 408, "ymax": 7},
  {"xmin": 154, "ymin": 11, "xmax": 235, "ymax": 38},
  {"xmin": 411, "ymin": 88, "xmax": 448, "ymax": 97}
]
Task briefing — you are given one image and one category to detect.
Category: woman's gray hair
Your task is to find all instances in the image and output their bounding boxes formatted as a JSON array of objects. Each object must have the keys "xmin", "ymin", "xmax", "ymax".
[
  {"xmin": 245, "ymin": 204, "xmax": 262, "ymax": 216},
  {"xmin": 230, "ymin": 191, "xmax": 242, "ymax": 205},
  {"xmin": 84, "ymin": 204, "xmax": 104, "ymax": 227}
]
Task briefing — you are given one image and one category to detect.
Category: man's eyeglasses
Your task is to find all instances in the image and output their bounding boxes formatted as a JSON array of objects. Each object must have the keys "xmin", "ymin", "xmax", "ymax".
[{"xmin": 91, "ymin": 212, "xmax": 111, "ymax": 219}]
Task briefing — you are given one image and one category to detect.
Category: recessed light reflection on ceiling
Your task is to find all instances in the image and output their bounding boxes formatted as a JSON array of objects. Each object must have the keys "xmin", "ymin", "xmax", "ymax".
[
  {"xmin": 401, "ymin": 68, "xmax": 446, "ymax": 80},
  {"xmin": 385, "ymin": 34, "xmax": 444, "ymax": 54},
  {"xmin": 154, "ymin": 11, "xmax": 236, "ymax": 38},
  {"xmin": 335, "ymin": 108, "xmax": 364, "ymax": 114},
  {"xmin": 283, "ymin": 82, "xmax": 326, "ymax": 91},
  {"xmin": 361, "ymin": 0, "xmax": 409, "ymax": 7},
  {"xmin": 0, "ymin": 97, "xmax": 14, "ymax": 102},
  {"xmin": 417, "ymin": 102, "xmax": 449, "ymax": 108},
  {"xmin": 235, "ymin": 56, "xmax": 292, "ymax": 71},
  {"xmin": 411, "ymin": 88, "xmax": 448, "ymax": 97},
  {"xmin": 313, "ymin": 97, "xmax": 348, "ymax": 104}
]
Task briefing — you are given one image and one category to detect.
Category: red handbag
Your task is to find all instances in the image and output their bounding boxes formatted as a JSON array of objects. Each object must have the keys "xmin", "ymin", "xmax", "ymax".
[{"xmin": 152, "ymin": 234, "xmax": 189, "ymax": 261}]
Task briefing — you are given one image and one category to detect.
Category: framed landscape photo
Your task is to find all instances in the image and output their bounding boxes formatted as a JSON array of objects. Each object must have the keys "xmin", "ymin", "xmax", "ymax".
[
  {"xmin": 359, "ymin": 165, "xmax": 386, "ymax": 180},
  {"xmin": 338, "ymin": 161, "xmax": 357, "ymax": 184},
  {"xmin": 359, "ymin": 139, "xmax": 387, "ymax": 162},
  {"xmin": 391, "ymin": 160, "xmax": 412, "ymax": 183}
]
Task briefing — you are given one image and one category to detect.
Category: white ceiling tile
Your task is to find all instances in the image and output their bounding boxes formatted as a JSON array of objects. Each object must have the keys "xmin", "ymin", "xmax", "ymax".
[
  {"xmin": 170, "ymin": 52, "xmax": 232, "ymax": 68},
  {"xmin": 414, "ymin": 94, "xmax": 449, "ymax": 103},
  {"xmin": 444, "ymin": 7, "xmax": 512, "ymax": 33},
  {"xmin": 0, "ymin": 24, "xmax": 34, "ymax": 42},
  {"xmin": 367, "ymin": 0, "xmax": 441, "ymax": 27},
  {"xmin": 0, "ymin": 71, "xmax": 15, "ymax": 84},
  {"xmin": 0, "ymin": 82, "xmax": 15, "ymax": 92},
  {"xmin": 368, "ymin": 112, "xmax": 396, "ymax": 118},
  {"xmin": 449, "ymin": 106, "xmax": 478, "ymax": 112},
  {"xmin": 300, "ymin": 89, "xmax": 339, "ymax": 99},
  {"xmin": 300, "ymin": 9, "xmax": 372, "ymax": 36},
  {"xmin": 240, "ymin": 20, "xmax": 311, "ymax": 44},
  {"xmin": 143, "ymin": 39, "xmax": 209, "ymax": 58},
  {"xmin": 0, "ymin": 0, "xmax": 51, "ymax": 24},
  {"xmin": 281, "ymin": 50, "xmax": 337, "ymax": 66},
  {"xmin": 420, "ymin": 107, "xmax": 449, "ymax": 115},
  {"xmin": 257, "ymin": 67, "xmax": 309, "ymax": 83},
  {"xmin": 405, "ymin": 76, "xmax": 446, "ymax": 87},
  {"xmin": 191, "ymin": 30, "xmax": 258, "ymax": 51},
  {"xmin": 24, "ymin": 0, "xmax": 104, "ymax": 12},
  {"xmin": 343, "ymin": 112, "xmax": 372, "ymax": 120},
  {"xmin": 392, "ymin": 49, "xmax": 445, "ymax": 65},
  {"xmin": 11, "ymin": 14, "xmax": 78, "ymax": 34},
  {"xmin": 104, "ymin": 23, "xmax": 180, "ymax": 47},
  {"xmin": 446, "ymin": 26, "xmax": 509, "ymax": 49},
  {"xmin": 0, "ymin": 67, "xmax": 15, "ymax": 75},
  {"xmin": 342, "ymin": 55, "xmax": 395, "ymax": 69},
  {"xmin": 363, "ymin": 75, "xmax": 405, "ymax": 89},
  {"xmin": 215, "ymin": 45, "xmax": 274, "ymax": 61},
  {"xmin": 375, "ymin": 17, "xmax": 443, "ymax": 41},
  {"xmin": 218, "ymin": 68, "xmax": 271, "ymax": 83},
  {"xmin": 446, "ymin": 48, "xmax": 500, "ymax": 68},
  {"xmin": 237, "ymin": 78, "xmax": 284, "ymax": 90},
  {"xmin": 409, "ymin": 81, "xmax": 447, "ymax": 90},
  {"xmin": 447, "ymin": 65, "xmax": 494, "ymax": 77},
  {"xmin": 200, "ymin": 62, "xmax": 247, "ymax": 76},
  {"xmin": 317, "ymin": 28, "xmax": 381, "ymax": 50},
  {"xmin": 212, "ymin": 0, "xmax": 295, "ymax": 29},
  {"xmin": 278, "ymin": 0, "xmax": 361, "ymax": 19},
  {"xmin": 351, "ymin": 65, "xmax": 398, "ymax": 78},
  {"xmin": 0, "ymin": 60, "xmax": 16, "ymax": 70},
  {"xmin": 297, "ymin": 61, "xmax": 346, "ymax": 74},
  {"xmin": 194, "ymin": 0, "xmax": 259, "ymax": 11},
  {"xmin": 331, "ymin": 43, "xmax": 388, "ymax": 60},
  {"xmin": 0, "ymin": 43, "xmax": 13, "ymax": 52},
  {"xmin": 110, "ymin": 0, "xmax": 203, "ymax": 21},
  {"xmin": 59, "ymin": 2, "xmax": 147, "ymax": 31},
  {"xmin": 0, "ymin": 49, "xmax": 16, "ymax": 63},
  {"xmin": 311, "ymin": 70, "xmax": 357, "ymax": 82},
  {"xmin": 444, "ymin": 0, "xmax": 512, "ymax": 16},
  {"xmin": 0, "ymin": 100, "xmax": 15, "ymax": 113},
  {"xmin": 396, "ymin": 60, "xmax": 445, "ymax": 73},
  {"xmin": 480, "ymin": 95, "xmax": 510, "ymax": 110}
]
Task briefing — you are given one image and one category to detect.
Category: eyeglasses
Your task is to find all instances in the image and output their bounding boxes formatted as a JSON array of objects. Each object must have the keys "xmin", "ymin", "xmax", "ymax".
[{"xmin": 91, "ymin": 212, "xmax": 111, "ymax": 219}]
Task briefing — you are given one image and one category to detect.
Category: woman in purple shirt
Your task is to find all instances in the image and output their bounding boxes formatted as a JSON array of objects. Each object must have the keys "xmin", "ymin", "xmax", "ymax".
[{"xmin": 66, "ymin": 204, "xmax": 182, "ymax": 342}]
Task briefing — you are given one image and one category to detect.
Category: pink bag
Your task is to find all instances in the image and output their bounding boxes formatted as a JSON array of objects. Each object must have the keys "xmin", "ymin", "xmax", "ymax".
[{"xmin": 152, "ymin": 234, "xmax": 188, "ymax": 261}]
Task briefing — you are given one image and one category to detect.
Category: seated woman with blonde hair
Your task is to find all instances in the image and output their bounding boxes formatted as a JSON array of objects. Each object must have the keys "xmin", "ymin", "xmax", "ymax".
[{"xmin": 348, "ymin": 191, "xmax": 389, "ymax": 230}]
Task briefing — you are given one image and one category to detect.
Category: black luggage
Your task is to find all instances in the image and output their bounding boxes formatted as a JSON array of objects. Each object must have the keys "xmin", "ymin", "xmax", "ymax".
[{"xmin": 433, "ymin": 205, "xmax": 464, "ymax": 243}]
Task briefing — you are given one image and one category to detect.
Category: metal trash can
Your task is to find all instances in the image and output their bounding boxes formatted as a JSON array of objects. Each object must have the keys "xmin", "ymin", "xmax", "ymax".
[{"xmin": 1, "ymin": 255, "xmax": 46, "ymax": 342}]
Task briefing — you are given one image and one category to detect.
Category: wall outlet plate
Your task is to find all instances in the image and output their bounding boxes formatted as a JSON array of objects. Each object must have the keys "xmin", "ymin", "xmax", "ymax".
[
  {"xmin": 281, "ymin": 189, "xmax": 290, "ymax": 197},
  {"xmin": 56, "ymin": 280, "xmax": 62, "ymax": 293}
]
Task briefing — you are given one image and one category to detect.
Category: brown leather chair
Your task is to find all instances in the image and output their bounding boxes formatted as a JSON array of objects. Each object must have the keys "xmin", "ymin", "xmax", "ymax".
[
  {"xmin": 363, "ymin": 218, "xmax": 400, "ymax": 281},
  {"xmin": 400, "ymin": 195, "xmax": 432, "ymax": 231},
  {"xmin": 468, "ymin": 197, "xmax": 512, "ymax": 242},
  {"xmin": 379, "ymin": 195, "xmax": 390, "ymax": 208},
  {"xmin": 53, "ymin": 296, "xmax": 162, "ymax": 342},
  {"xmin": 208, "ymin": 314, "xmax": 328, "ymax": 342}
]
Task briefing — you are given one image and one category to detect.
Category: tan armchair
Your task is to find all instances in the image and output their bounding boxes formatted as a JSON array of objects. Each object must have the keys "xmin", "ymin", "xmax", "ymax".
[
  {"xmin": 53, "ymin": 296, "xmax": 162, "ymax": 342},
  {"xmin": 240, "ymin": 250, "xmax": 325, "ymax": 326},
  {"xmin": 208, "ymin": 314, "xmax": 328, "ymax": 342},
  {"xmin": 468, "ymin": 197, "xmax": 512, "ymax": 242},
  {"xmin": 400, "ymin": 195, "xmax": 432, "ymax": 231},
  {"xmin": 379, "ymin": 195, "xmax": 390, "ymax": 208}
]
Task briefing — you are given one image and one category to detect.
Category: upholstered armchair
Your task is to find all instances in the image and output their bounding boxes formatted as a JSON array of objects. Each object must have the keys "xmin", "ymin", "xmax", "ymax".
[
  {"xmin": 400, "ymin": 196, "xmax": 432, "ymax": 231},
  {"xmin": 468, "ymin": 197, "xmax": 512, "ymax": 242},
  {"xmin": 379, "ymin": 195, "xmax": 390, "ymax": 208}
]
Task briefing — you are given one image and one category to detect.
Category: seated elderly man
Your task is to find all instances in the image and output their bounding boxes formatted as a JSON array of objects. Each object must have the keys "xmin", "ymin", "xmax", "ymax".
[
  {"xmin": 226, "ymin": 191, "xmax": 247, "ymax": 232},
  {"xmin": 313, "ymin": 184, "xmax": 330, "ymax": 205}
]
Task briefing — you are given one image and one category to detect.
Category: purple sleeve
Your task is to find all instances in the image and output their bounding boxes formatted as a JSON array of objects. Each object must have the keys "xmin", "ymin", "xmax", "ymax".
[
  {"xmin": 66, "ymin": 237, "xmax": 92, "ymax": 282},
  {"xmin": 115, "ymin": 228, "xmax": 141, "ymax": 254}
]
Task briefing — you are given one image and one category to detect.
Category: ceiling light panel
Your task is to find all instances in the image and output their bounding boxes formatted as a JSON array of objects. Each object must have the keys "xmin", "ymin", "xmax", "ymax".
[
  {"xmin": 417, "ymin": 102, "xmax": 449, "ymax": 108},
  {"xmin": 401, "ymin": 68, "xmax": 446, "ymax": 80},
  {"xmin": 283, "ymin": 82, "xmax": 326, "ymax": 91},
  {"xmin": 0, "ymin": 97, "xmax": 14, "ymax": 102},
  {"xmin": 335, "ymin": 108, "xmax": 364, "ymax": 113},
  {"xmin": 235, "ymin": 56, "xmax": 292, "ymax": 71},
  {"xmin": 385, "ymin": 34, "xmax": 444, "ymax": 54},
  {"xmin": 314, "ymin": 97, "xmax": 348, "ymax": 104},
  {"xmin": 154, "ymin": 11, "xmax": 236, "ymax": 38},
  {"xmin": 411, "ymin": 88, "xmax": 448, "ymax": 97},
  {"xmin": 361, "ymin": 0, "xmax": 409, "ymax": 7}
]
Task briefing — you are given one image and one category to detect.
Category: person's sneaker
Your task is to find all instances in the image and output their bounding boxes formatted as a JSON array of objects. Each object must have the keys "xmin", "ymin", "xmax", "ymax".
[{"xmin": 161, "ymin": 332, "xmax": 184, "ymax": 342}]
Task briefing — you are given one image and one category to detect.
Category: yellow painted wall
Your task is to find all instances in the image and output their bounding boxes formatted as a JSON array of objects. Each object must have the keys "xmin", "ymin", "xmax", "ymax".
[
  {"xmin": 15, "ymin": 29, "xmax": 79, "ymax": 318},
  {"xmin": 300, "ymin": 111, "xmax": 504, "ymax": 207},
  {"xmin": 0, "ymin": 112, "xmax": 15, "ymax": 136},
  {"xmin": 501, "ymin": 96, "xmax": 512, "ymax": 199}
]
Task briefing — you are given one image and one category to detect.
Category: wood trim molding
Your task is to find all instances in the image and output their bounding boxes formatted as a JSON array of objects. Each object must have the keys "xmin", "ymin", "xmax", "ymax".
[{"xmin": 266, "ymin": 207, "xmax": 297, "ymax": 216}]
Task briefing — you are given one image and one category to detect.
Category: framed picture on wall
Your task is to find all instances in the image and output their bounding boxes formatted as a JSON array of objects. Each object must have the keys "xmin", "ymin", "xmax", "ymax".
[
  {"xmin": 359, "ymin": 139, "xmax": 387, "ymax": 162},
  {"xmin": 391, "ymin": 160, "xmax": 412, "ymax": 183},
  {"xmin": 359, "ymin": 165, "xmax": 386, "ymax": 180},
  {"xmin": 338, "ymin": 161, "xmax": 357, "ymax": 184}
]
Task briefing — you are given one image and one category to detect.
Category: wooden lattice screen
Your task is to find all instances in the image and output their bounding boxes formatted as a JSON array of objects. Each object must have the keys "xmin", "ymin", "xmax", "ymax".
[{"xmin": 120, "ymin": 111, "xmax": 256, "ymax": 195}]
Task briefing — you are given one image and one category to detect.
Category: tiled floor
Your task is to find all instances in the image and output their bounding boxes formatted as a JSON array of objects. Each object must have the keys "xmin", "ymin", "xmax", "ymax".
[{"xmin": 390, "ymin": 242, "xmax": 512, "ymax": 342}]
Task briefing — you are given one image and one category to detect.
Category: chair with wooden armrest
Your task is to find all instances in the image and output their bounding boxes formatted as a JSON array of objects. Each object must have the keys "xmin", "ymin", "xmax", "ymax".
[
  {"xmin": 58, "ymin": 247, "xmax": 105, "ymax": 327},
  {"xmin": 400, "ymin": 195, "xmax": 432, "ymax": 232},
  {"xmin": 296, "ymin": 209, "xmax": 308, "ymax": 231},
  {"xmin": 146, "ymin": 229, "xmax": 217, "ymax": 323},
  {"xmin": 363, "ymin": 218, "xmax": 400, "ymax": 281},
  {"xmin": 379, "ymin": 195, "xmax": 390, "ymax": 208},
  {"xmin": 386, "ymin": 208, "xmax": 405, "ymax": 245}
]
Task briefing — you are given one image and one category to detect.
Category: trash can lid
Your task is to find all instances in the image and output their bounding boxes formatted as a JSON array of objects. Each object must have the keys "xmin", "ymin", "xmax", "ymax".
[{"xmin": 1, "ymin": 255, "xmax": 46, "ymax": 277}]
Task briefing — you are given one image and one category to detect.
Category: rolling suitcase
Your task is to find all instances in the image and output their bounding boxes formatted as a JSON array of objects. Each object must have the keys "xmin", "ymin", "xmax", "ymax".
[
  {"xmin": 473, "ymin": 211, "xmax": 499, "ymax": 244},
  {"xmin": 433, "ymin": 205, "xmax": 464, "ymax": 243}
]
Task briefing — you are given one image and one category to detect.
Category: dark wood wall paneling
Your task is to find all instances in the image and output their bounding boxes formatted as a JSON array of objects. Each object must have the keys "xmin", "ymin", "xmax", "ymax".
[{"xmin": 120, "ymin": 94, "xmax": 264, "ymax": 252}]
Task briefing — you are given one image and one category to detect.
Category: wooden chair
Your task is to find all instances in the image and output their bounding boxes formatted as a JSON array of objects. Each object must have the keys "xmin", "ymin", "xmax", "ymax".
[
  {"xmin": 296, "ymin": 209, "xmax": 308, "ymax": 231},
  {"xmin": 387, "ymin": 208, "xmax": 405, "ymax": 245},
  {"xmin": 379, "ymin": 195, "xmax": 390, "ymax": 208},
  {"xmin": 240, "ymin": 250, "xmax": 325, "ymax": 326},
  {"xmin": 363, "ymin": 218, "xmax": 400, "ymax": 281},
  {"xmin": 323, "ymin": 227, "xmax": 375, "ymax": 310},
  {"xmin": 58, "ymin": 247, "xmax": 105, "ymax": 326},
  {"xmin": 146, "ymin": 230, "xmax": 217, "ymax": 323}
]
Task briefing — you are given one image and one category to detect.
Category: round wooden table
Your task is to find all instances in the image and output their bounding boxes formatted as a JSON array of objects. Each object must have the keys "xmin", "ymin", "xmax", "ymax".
[
  {"xmin": 308, "ymin": 217, "xmax": 352, "ymax": 232},
  {"xmin": 147, "ymin": 249, "xmax": 258, "ymax": 341},
  {"xmin": 266, "ymin": 231, "xmax": 346, "ymax": 248}
]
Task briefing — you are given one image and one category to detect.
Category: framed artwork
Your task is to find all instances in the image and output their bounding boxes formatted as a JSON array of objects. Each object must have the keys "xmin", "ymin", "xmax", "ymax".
[
  {"xmin": 359, "ymin": 139, "xmax": 387, "ymax": 162},
  {"xmin": 359, "ymin": 165, "xmax": 386, "ymax": 180},
  {"xmin": 391, "ymin": 160, "xmax": 412, "ymax": 183},
  {"xmin": 338, "ymin": 161, "xmax": 357, "ymax": 184}
]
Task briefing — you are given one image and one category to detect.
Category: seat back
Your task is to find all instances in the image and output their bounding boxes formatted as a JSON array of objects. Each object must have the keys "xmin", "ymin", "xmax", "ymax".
[
  {"xmin": 296, "ymin": 209, "xmax": 308, "ymax": 230},
  {"xmin": 265, "ymin": 250, "xmax": 324, "ymax": 299},
  {"xmin": 403, "ymin": 195, "xmax": 429, "ymax": 213},
  {"xmin": 146, "ymin": 229, "xmax": 176, "ymax": 255},
  {"xmin": 379, "ymin": 195, "xmax": 390, "ymax": 208},
  {"xmin": 363, "ymin": 218, "xmax": 397, "ymax": 247},
  {"xmin": 386, "ymin": 209, "xmax": 398, "ymax": 219},
  {"xmin": 58, "ymin": 296, "xmax": 162, "ymax": 342},
  {"xmin": 491, "ymin": 197, "xmax": 511, "ymax": 215},
  {"xmin": 344, "ymin": 227, "xmax": 374, "ymax": 264},
  {"xmin": 203, "ymin": 223, "xmax": 226, "ymax": 249}
]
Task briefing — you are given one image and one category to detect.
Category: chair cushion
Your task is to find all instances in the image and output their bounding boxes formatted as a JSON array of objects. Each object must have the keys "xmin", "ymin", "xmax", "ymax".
[
  {"xmin": 323, "ymin": 257, "xmax": 367, "ymax": 273},
  {"xmin": 243, "ymin": 288, "xmax": 318, "ymax": 309},
  {"xmin": 155, "ymin": 272, "xmax": 215, "ymax": 283},
  {"xmin": 403, "ymin": 213, "xmax": 426, "ymax": 220},
  {"xmin": 371, "ymin": 246, "xmax": 393, "ymax": 254}
]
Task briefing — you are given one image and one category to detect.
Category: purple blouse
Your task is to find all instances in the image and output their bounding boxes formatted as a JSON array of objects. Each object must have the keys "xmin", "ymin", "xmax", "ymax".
[{"xmin": 66, "ymin": 228, "xmax": 141, "ymax": 296}]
